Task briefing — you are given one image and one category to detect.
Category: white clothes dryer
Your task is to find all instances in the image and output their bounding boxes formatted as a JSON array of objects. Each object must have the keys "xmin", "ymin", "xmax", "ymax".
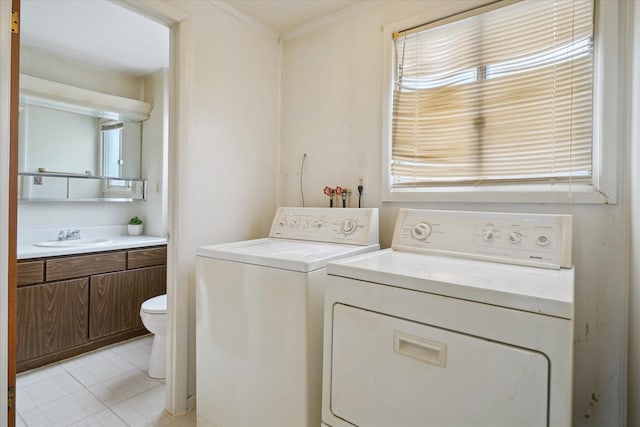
[
  {"xmin": 196, "ymin": 207, "xmax": 379, "ymax": 427},
  {"xmin": 322, "ymin": 209, "xmax": 574, "ymax": 427}
]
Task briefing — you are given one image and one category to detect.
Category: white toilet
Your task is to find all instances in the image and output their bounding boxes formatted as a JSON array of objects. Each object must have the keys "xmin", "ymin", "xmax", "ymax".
[{"xmin": 140, "ymin": 294, "xmax": 167, "ymax": 379}]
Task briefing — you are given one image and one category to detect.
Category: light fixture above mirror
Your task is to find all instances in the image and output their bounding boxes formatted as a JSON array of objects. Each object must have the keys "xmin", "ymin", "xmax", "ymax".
[{"xmin": 19, "ymin": 74, "xmax": 152, "ymax": 122}]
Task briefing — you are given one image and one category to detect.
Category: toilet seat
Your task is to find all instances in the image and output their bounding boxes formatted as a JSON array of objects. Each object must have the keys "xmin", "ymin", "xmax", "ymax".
[{"xmin": 141, "ymin": 294, "xmax": 166, "ymax": 314}]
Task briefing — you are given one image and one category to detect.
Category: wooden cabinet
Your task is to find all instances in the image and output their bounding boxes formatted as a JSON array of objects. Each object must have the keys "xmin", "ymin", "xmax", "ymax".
[
  {"xmin": 90, "ymin": 266, "xmax": 166, "ymax": 339},
  {"xmin": 128, "ymin": 246, "xmax": 167, "ymax": 269},
  {"xmin": 17, "ymin": 261, "xmax": 44, "ymax": 286},
  {"xmin": 17, "ymin": 245, "xmax": 166, "ymax": 372},
  {"xmin": 17, "ymin": 278, "xmax": 89, "ymax": 361},
  {"xmin": 46, "ymin": 251, "xmax": 126, "ymax": 281}
]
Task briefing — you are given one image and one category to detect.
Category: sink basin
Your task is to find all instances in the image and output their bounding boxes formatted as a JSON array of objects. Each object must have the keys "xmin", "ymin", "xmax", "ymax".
[{"xmin": 33, "ymin": 238, "xmax": 114, "ymax": 248}]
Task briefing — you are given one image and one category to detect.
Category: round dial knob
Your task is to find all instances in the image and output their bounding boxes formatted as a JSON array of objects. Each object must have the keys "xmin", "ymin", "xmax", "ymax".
[
  {"xmin": 536, "ymin": 234, "xmax": 550, "ymax": 246},
  {"xmin": 341, "ymin": 219, "xmax": 357, "ymax": 235},
  {"xmin": 411, "ymin": 223, "xmax": 432, "ymax": 241},
  {"xmin": 508, "ymin": 232, "xmax": 522, "ymax": 244},
  {"xmin": 483, "ymin": 230, "xmax": 495, "ymax": 242}
]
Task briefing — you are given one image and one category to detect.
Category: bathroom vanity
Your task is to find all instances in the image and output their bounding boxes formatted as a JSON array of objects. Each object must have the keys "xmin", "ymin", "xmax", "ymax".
[{"xmin": 16, "ymin": 242, "xmax": 166, "ymax": 372}]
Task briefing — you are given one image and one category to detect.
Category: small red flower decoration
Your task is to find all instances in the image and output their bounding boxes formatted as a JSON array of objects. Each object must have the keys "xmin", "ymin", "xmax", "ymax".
[
  {"xmin": 323, "ymin": 186, "xmax": 334, "ymax": 196},
  {"xmin": 335, "ymin": 186, "xmax": 343, "ymax": 195}
]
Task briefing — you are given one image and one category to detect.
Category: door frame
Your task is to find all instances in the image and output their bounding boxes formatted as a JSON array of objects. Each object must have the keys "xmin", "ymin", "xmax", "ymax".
[
  {"xmin": 115, "ymin": 0, "xmax": 188, "ymax": 414},
  {"xmin": 1, "ymin": 0, "xmax": 18, "ymax": 425},
  {"xmin": 0, "ymin": 0, "xmax": 190, "ymax": 422},
  {"xmin": 7, "ymin": 0, "xmax": 18, "ymax": 423}
]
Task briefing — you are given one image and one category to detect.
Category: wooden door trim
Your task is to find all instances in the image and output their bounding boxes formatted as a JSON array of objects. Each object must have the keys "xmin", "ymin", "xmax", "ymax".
[{"xmin": 8, "ymin": 0, "xmax": 19, "ymax": 425}]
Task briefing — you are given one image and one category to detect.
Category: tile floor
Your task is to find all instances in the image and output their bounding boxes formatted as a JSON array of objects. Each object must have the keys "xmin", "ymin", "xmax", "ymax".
[{"xmin": 16, "ymin": 336, "xmax": 196, "ymax": 427}]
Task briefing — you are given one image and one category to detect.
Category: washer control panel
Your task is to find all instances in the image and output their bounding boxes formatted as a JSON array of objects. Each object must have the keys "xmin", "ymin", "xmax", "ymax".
[
  {"xmin": 392, "ymin": 209, "xmax": 572, "ymax": 269},
  {"xmin": 269, "ymin": 207, "xmax": 379, "ymax": 246}
]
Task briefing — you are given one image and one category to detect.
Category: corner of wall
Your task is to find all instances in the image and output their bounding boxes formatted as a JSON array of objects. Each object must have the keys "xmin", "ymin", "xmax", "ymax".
[{"xmin": 626, "ymin": 0, "xmax": 640, "ymax": 423}]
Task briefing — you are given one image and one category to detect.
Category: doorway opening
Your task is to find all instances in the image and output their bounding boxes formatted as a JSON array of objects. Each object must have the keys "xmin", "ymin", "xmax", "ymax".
[{"xmin": 9, "ymin": 0, "xmax": 187, "ymax": 424}]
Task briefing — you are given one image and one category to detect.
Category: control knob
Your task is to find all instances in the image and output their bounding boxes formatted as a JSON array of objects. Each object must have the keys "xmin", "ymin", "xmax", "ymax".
[
  {"xmin": 483, "ymin": 230, "xmax": 496, "ymax": 242},
  {"xmin": 341, "ymin": 219, "xmax": 357, "ymax": 235},
  {"xmin": 508, "ymin": 232, "xmax": 522, "ymax": 244},
  {"xmin": 536, "ymin": 234, "xmax": 550, "ymax": 246},
  {"xmin": 411, "ymin": 223, "xmax": 432, "ymax": 241}
]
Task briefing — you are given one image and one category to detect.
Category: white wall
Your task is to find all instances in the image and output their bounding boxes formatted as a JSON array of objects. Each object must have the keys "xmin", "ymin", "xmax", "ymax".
[
  {"xmin": 280, "ymin": 1, "xmax": 631, "ymax": 425},
  {"xmin": 21, "ymin": 45, "xmax": 142, "ymax": 100},
  {"xmin": 168, "ymin": 0, "xmax": 280, "ymax": 403},
  {"xmin": 141, "ymin": 68, "xmax": 169, "ymax": 237}
]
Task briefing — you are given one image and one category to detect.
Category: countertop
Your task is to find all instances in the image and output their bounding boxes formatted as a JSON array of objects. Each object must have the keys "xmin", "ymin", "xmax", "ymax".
[{"xmin": 17, "ymin": 225, "xmax": 168, "ymax": 260}]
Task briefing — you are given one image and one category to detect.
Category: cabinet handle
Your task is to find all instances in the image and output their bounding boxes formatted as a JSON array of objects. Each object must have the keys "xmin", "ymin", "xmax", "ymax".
[{"xmin": 394, "ymin": 331, "xmax": 447, "ymax": 367}]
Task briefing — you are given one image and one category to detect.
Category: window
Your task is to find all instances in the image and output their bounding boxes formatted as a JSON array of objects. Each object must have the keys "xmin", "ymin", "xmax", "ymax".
[
  {"xmin": 101, "ymin": 121, "xmax": 129, "ymax": 188},
  {"xmin": 382, "ymin": 0, "xmax": 619, "ymax": 203}
]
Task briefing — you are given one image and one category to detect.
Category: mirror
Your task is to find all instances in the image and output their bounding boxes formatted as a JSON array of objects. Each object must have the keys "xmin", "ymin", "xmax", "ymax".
[{"xmin": 18, "ymin": 103, "xmax": 144, "ymax": 201}]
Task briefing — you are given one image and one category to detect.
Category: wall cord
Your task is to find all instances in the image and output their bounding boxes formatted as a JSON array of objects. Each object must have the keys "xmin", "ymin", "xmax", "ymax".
[{"xmin": 300, "ymin": 153, "xmax": 307, "ymax": 207}]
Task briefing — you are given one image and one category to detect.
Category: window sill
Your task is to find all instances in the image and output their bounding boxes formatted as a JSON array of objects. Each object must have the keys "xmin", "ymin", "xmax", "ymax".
[{"xmin": 382, "ymin": 184, "xmax": 615, "ymax": 205}]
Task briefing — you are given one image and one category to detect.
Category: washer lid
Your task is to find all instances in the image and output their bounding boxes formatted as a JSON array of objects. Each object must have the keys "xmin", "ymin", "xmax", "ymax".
[
  {"xmin": 327, "ymin": 249, "xmax": 574, "ymax": 319},
  {"xmin": 196, "ymin": 238, "xmax": 380, "ymax": 272},
  {"xmin": 141, "ymin": 294, "xmax": 166, "ymax": 314}
]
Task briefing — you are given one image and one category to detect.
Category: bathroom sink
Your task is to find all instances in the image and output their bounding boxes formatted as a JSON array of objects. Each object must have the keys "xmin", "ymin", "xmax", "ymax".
[{"xmin": 33, "ymin": 238, "xmax": 114, "ymax": 248}]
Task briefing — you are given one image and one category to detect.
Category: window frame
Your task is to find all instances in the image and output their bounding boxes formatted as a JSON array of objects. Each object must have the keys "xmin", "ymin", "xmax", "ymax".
[
  {"xmin": 99, "ymin": 120, "xmax": 133, "ymax": 191},
  {"xmin": 101, "ymin": 123, "xmax": 124, "ymax": 178},
  {"xmin": 380, "ymin": 0, "xmax": 620, "ymax": 204}
]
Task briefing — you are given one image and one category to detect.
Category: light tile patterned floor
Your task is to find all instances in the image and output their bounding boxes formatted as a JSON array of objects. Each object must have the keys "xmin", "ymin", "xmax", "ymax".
[{"xmin": 16, "ymin": 336, "xmax": 196, "ymax": 427}]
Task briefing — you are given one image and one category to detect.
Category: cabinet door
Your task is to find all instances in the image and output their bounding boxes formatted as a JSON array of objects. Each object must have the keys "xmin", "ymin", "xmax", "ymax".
[
  {"xmin": 17, "ymin": 278, "xmax": 89, "ymax": 362},
  {"xmin": 89, "ymin": 265, "xmax": 166, "ymax": 339}
]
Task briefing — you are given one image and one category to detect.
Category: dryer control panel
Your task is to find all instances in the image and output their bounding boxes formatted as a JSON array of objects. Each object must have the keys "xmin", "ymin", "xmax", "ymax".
[
  {"xmin": 269, "ymin": 207, "xmax": 379, "ymax": 246},
  {"xmin": 392, "ymin": 209, "xmax": 572, "ymax": 269}
]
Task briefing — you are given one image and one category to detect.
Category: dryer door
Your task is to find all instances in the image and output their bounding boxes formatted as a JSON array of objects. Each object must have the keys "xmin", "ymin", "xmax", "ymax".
[{"xmin": 329, "ymin": 304, "xmax": 549, "ymax": 427}]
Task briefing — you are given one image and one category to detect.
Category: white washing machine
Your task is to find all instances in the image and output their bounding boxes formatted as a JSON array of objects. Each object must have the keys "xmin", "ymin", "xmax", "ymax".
[
  {"xmin": 322, "ymin": 209, "xmax": 574, "ymax": 427},
  {"xmin": 196, "ymin": 207, "xmax": 379, "ymax": 427}
]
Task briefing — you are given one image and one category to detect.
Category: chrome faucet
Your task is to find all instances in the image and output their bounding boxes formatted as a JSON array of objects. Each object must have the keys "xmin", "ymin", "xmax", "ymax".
[{"xmin": 58, "ymin": 229, "xmax": 81, "ymax": 240}]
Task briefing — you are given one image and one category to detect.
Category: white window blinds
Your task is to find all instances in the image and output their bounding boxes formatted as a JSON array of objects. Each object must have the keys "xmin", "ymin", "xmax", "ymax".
[{"xmin": 391, "ymin": 0, "xmax": 594, "ymax": 189}]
